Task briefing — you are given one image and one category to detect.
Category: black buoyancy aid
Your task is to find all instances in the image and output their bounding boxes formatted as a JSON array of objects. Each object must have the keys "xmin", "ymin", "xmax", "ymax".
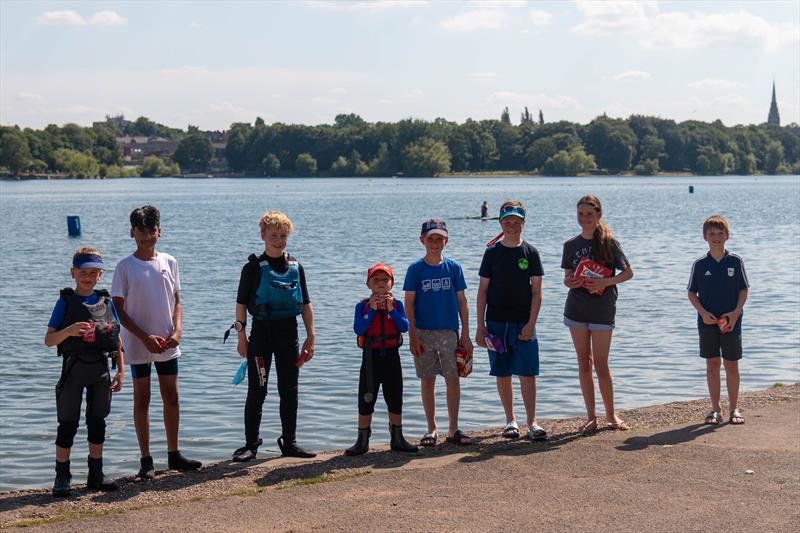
[
  {"xmin": 247, "ymin": 253, "xmax": 304, "ymax": 320},
  {"xmin": 357, "ymin": 302, "xmax": 402, "ymax": 350},
  {"xmin": 57, "ymin": 288, "xmax": 120, "ymax": 360}
]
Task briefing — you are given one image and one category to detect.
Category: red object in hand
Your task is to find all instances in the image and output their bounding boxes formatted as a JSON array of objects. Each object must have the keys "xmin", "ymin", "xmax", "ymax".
[
  {"xmin": 717, "ymin": 317, "xmax": 729, "ymax": 332},
  {"xmin": 82, "ymin": 323, "xmax": 96, "ymax": 343},
  {"xmin": 574, "ymin": 258, "xmax": 612, "ymax": 295},
  {"xmin": 158, "ymin": 338, "xmax": 168, "ymax": 349}
]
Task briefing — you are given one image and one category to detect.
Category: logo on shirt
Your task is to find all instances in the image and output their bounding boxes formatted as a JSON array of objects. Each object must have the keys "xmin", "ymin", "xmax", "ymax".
[
  {"xmin": 518, "ymin": 258, "xmax": 529, "ymax": 271},
  {"xmin": 704, "ymin": 271, "xmax": 711, "ymax": 276},
  {"xmin": 727, "ymin": 267, "xmax": 734, "ymax": 277},
  {"xmin": 421, "ymin": 278, "xmax": 451, "ymax": 292}
]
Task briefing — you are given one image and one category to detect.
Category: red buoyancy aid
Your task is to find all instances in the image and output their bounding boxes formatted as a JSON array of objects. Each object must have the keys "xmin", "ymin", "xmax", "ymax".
[{"xmin": 357, "ymin": 303, "xmax": 402, "ymax": 350}]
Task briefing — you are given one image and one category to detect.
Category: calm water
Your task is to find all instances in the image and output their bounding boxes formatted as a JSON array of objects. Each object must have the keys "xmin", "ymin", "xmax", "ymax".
[{"xmin": 1, "ymin": 176, "xmax": 798, "ymax": 490}]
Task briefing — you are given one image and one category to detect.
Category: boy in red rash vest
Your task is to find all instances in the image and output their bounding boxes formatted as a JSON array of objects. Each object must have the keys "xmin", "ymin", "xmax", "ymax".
[{"xmin": 345, "ymin": 264, "xmax": 418, "ymax": 456}]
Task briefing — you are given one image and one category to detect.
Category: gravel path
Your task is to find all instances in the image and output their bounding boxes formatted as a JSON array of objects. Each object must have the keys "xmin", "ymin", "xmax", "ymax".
[{"xmin": 1, "ymin": 383, "xmax": 797, "ymax": 531}]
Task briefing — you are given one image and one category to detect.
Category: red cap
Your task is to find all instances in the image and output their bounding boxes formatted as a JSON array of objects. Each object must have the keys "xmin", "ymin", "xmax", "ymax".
[{"xmin": 367, "ymin": 263, "xmax": 394, "ymax": 282}]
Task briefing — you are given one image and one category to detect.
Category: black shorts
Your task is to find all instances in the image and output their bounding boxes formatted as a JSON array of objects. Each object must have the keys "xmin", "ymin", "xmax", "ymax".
[
  {"xmin": 358, "ymin": 347, "xmax": 403, "ymax": 416},
  {"xmin": 130, "ymin": 358, "xmax": 179, "ymax": 379},
  {"xmin": 698, "ymin": 325, "xmax": 742, "ymax": 361}
]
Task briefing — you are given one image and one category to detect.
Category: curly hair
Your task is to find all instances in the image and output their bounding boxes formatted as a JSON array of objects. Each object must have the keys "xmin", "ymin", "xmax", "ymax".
[{"xmin": 259, "ymin": 211, "xmax": 294, "ymax": 233}]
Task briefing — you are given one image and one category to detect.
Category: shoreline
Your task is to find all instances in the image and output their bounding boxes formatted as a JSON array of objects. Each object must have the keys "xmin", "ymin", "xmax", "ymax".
[{"xmin": 1, "ymin": 383, "xmax": 797, "ymax": 529}]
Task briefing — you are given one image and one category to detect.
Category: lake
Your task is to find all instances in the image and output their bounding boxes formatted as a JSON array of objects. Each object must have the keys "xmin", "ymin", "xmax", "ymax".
[{"xmin": 1, "ymin": 175, "xmax": 798, "ymax": 490}]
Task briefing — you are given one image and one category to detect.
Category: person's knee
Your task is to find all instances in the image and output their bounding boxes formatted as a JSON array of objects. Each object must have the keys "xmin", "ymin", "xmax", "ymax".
[
  {"xmin": 722, "ymin": 359, "xmax": 739, "ymax": 375},
  {"xmin": 56, "ymin": 420, "xmax": 79, "ymax": 448},
  {"xmin": 577, "ymin": 352, "xmax": 593, "ymax": 372},
  {"xmin": 133, "ymin": 390, "xmax": 151, "ymax": 410},
  {"xmin": 594, "ymin": 360, "xmax": 611, "ymax": 379},
  {"xmin": 160, "ymin": 387, "xmax": 179, "ymax": 408},
  {"xmin": 706, "ymin": 357, "xmax": 722, "ymax": 370},
  {"xmin": 86, "ymin": 416, "xmax": 106, "ymax": 444}
]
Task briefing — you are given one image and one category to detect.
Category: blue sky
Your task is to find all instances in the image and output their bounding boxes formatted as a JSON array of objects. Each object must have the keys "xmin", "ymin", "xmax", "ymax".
[{"xmin": 1, "ymin": 0, "xmax": 798, "ymax": 130}]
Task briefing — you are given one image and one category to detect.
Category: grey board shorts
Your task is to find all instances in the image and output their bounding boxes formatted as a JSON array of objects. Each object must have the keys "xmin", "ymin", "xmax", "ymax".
[{"xmin": 414, "ymin": 329, "xmax": 459, "ymax": 379}]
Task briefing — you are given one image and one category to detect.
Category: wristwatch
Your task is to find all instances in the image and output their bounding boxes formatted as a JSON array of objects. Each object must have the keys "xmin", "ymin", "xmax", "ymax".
[{"xmin": 233, "ymin": 320, "xmax": 247, "ymax": 332}]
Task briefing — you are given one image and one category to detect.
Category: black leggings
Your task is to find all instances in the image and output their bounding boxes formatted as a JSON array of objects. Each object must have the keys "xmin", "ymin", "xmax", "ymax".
[
  {"xmin": 358, "ymin": 347, "xmax": 403, "ymax": 416},
  {"xmin": 244, "ymin": 332, "xmax": 299, "ymax": 445},
  {"xmin": 55, "ymin": 356, "xmax": 111, "ymax": 448}
]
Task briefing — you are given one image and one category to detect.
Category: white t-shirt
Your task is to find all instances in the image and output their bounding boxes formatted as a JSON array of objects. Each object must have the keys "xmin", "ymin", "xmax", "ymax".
[{"xmin": 111, "ymin": 252, "xmax": 181, "ymax": 364}]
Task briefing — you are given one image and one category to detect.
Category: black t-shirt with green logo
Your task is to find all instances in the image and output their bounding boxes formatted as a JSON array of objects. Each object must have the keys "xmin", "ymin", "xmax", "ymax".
[{"xmin": 479, "ymin": 241, "xmax": 544, "ymax": 323}]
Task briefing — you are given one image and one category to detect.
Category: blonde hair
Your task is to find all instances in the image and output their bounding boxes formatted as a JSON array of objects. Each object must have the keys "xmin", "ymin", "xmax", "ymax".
[
  {"xmin": 500, "ymin": 199, "xmax": 525, "ymax": 211},
  {"xmin": 259, "ymin": 211, "xmax": 294, "ymax": 233},
  {"xmin": 72, "ymin": 246, "xmax": 101, "ymax": 263},
  {"xmin": 703, "ymin": 214, "xmax": 730, "ymax": 237},
  {"xmin": 577, "ymin": 195, "xmax": 614, "ymax": 265}
]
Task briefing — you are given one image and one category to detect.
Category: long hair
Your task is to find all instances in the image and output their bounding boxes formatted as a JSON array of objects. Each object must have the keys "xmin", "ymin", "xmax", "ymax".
[{"xmin": 577, "ymin": 195, "xmax": 614, "ymax": 265}]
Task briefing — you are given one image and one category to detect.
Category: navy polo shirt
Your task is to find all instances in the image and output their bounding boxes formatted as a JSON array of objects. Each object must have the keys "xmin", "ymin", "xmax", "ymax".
[{"xmin": 687, "ymin": 250, "xmax": 749, "ymax": 332}]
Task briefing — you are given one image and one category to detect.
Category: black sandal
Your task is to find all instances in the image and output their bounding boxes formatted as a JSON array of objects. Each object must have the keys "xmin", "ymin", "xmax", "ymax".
[
  {"xmin": 445, "ymin": 430, "xmax": 473, "ymax": 445},
  {"xmin": 420, "ymin": 431, "xmax": 438, "ymax": 447}
]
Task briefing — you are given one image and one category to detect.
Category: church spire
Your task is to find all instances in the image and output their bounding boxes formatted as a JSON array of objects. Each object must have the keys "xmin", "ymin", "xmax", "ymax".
[{"xmin": 767, "ymin": 80, "xmax": 780, "ymax": 127}]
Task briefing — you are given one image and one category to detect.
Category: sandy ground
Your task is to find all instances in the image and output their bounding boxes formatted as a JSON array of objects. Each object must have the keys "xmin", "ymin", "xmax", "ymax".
[{"xmin": 1, "ymin": 383, "xmax": 798, "ymax": 532}]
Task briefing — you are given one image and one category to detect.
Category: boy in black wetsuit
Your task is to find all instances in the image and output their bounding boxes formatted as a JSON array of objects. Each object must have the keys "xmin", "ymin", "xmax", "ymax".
[
  {"xmin": 231, "ymin": 211, "xmax": 317, "ymax": 461},
  {"xmin": 45, "ymin": 247, "xmax": 125, "ymax": 497},
  {"xmin": 345, "ymin": 264, "xmax": 418, "ymax": 456}
]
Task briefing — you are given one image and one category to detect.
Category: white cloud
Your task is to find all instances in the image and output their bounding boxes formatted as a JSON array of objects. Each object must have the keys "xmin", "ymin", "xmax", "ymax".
[
  {"xmin": 440, "ymin": 9, "xmax": 507, "ymax": 31},
  {"xmin": 89, "ymin": 11, "xmax": 127, "ymax": 26},
  {"xmin": 471, "ymin": 0, "xmax": 527, "ymax": 8},
  {"xmin": 331, "ymin": 87, "xmax": 348, "ymax": 94},
  {"xmin": 571, "ymin": 1, "xmax": 799, "ymax": 52},
  {"xmin": 528, "ymin": 9, "xmax": 553, "ymax": 26},
  {"xmin": 36, "ymin": 10, "xmax": 86, "ymax": 26},
  {"xmin": 190, "ymin": 22, "xmax": 205, "ymax": 29},
  {"xmin": 687, "ymin": 78, "xmax": 746, "ymax": 90},
  {"xmin": 400, "ymin": 89, "xmax": 424, "ymax": 98},
  {"xmin": 36, "ymin": 10, "xmax": 127, "ymax": 27},
  {"xmin": 470, "ymin": 72, "xmax": 497, "ymax": 78},
  {"xmin": 486, "ymin": 91, "xmax": 580, "ymax": 109},
  {"xmin": 612, "ymin": 70, "xmax": 651, "ymax": 81},
  {"xmin": 16, "ymin": 92, "xmax": 45, "ymax": 102},
  {"xmin": 304, "ymin": 0, "xmax": 429, "ymax": 12}
]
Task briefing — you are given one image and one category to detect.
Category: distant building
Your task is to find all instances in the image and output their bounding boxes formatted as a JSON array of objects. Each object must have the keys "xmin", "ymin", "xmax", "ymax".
[
  {"xmin": 93, "ymin": 114, "xmax": 133, "ymax": 132},
  {"xmin": 116, "ymin": 136, "xmax": 178, "ymax": 162},
  {"xmin": 767, "ymin": 81, "xmax": 780, "ymax": 127}
]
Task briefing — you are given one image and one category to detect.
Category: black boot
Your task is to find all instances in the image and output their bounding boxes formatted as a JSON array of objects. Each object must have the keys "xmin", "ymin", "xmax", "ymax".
[
  {"xmin": 137, "ymin": 455, "xmax": 155, "ymax": 480},
  {"xmin": 52, "ymin": 461, "xmax": 71, "ymax": 497},
  {"xmin": 232, "ymin": 438, "xmax": 263, "ymax": 462},
  {"xmin": 87, "ymin": 456, "xmax": 118, "ymax": 491},
  {"xmin": 277, "ymin": 436, "xmax": 316, "ymax": 458},
  {"xmin": 390, "ymin": 424, "xmax": 419, "ymax": 453},
  {"xmin": 344, "ymin": 427, "xmax": 371, "ymax": 456},
  {"xmin": 168, "ymin": 450, "xmax": 202, "ymax": 471}
]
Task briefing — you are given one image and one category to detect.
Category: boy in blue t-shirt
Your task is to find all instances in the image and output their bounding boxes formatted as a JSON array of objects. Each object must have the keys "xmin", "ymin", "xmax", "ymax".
[
  {"xmin": 688, "ymin": 215, "xmax": 749, "ymax": 426},
  {"xmin": 45, "ymin": 247, "xmax": 125, "ymax": 497},
  {"xmin": 404, "ymin": 219, "xmax": 474, "ymax": 447}
]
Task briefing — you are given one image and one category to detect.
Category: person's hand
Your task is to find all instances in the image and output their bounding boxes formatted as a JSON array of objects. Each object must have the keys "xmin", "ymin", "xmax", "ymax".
[
  {"xmin": 475, "ymin": 324, "xmax": 487, "ymax": 348},
  {"xmin": 68, "ymin": 322, "xmax": 92, "ymax": 337},
  {"xmin": 459, "ymin": 334, "xmax": 474, "ymax": 357},
  {"xmin": 518, "ymin": 322, "xmax": 536, "ymax": 341},
  {"xmin": 163, "ymin": 332, "xmax": 181, "ymax": 349},
  {"xmin": 385, "ymin": 292, "xmax": 395, "ymax": 312},
  {"xmin": 143, "ymin": 335, "xmax": 165, "ymax": 353},
  {"xmin": 582, "ymin": 277, "xmax": 608, "ymax": 292},
  {"xmin": 565, "ymin": 276, "xmax": 583, "ymax": 289},
  {"xmin": 237, "ymin": 335, "xmax": 248, "ymax": 358},
  {"xmin": 297, "ymin": 335, "xmax": 315, "ymax": 367},
  {"xmin": 110, "ymin": 371, "xmax": 124, "ymax": 392},
  {"xmin": 369, "ymin": 294, "xmax": 380, "ymax": 310},
  {"xmin": 700, "ymin": 310, "xmax": 717, "ymax": 325},
  {"xmin": 721, "ymin": 310, "xmax": 740, "ymax": 332},
  {"xmin": 409, "ymin": 334, "xmax": 423, "ymax": 357}
]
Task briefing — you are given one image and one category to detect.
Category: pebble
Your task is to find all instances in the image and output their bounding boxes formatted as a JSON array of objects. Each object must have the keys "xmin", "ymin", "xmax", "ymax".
[{"xmin": 745, "ymin": 470, "xmax": 754, "ymax": 475}]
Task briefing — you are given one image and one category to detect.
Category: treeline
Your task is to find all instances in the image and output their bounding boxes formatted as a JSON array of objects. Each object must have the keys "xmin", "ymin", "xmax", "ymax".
[
  {"xmin": 2, "ymin": 110, "xmax": 799, "ymax": 178},
  {"xmin": 225, "ymin": 111, "xmax": 800, "ymax": 176}
]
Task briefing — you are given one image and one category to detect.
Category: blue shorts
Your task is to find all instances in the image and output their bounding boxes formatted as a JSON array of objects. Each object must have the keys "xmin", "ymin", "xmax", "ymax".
[
  {"xmin": 130, "ymin": 358, "xmax": 179, "ymax": 379},
  {"xmin": 563, "ymin": 316, "xmax": 614, "ymax": 331},
  {"xmin": 486, "ymin": 321, "xmax": 540, "ymax": 377}
]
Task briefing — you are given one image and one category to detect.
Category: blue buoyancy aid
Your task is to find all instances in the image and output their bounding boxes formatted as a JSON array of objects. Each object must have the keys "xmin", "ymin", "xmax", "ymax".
[{"xmin": 249, "ymin": 254, "xmax": 303, "ymax": 320}]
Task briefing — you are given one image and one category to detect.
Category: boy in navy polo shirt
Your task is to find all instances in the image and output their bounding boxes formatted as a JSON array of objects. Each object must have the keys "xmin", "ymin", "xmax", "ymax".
[
  {"xmin": 404, "ymin": 219, "xmax": 474, "ymax": 447},
  {"xmin": 688, "ymin": 215, "xmax": 749, "ymax": 425}
]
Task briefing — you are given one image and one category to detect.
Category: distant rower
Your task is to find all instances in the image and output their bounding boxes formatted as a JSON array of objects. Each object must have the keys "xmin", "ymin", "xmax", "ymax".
[{"xmin": 481, "ymin": 201, "xmax": 488, "ymax": 219}]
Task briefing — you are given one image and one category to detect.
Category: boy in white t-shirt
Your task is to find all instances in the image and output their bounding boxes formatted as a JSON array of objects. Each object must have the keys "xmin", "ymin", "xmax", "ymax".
[{"xmin": 111, "ymin": 205, "xmax": 201, "ymax": 479}]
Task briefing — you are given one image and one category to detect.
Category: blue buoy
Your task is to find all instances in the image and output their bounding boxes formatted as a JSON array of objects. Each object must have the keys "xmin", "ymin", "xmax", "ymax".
[
  {"xmin": 689, "ymin": 185, "xmax": 694, "ymax": 193},
  {"xmin": 67, "ymin": 215, "xmax": 81, "ymax": 236}
]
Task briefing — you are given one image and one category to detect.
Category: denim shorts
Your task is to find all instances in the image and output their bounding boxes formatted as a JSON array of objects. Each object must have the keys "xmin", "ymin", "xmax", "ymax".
[
  {"xmin": 563, "ymin": 316, "xmax": 614, "ymax": 331},
  {"xmin": 130, "ymin": 358, "xmax": 179, "ymax": 379},
  {"xmin": 485, "ymin": 321, "xmax": 540, "ymax": 377}
]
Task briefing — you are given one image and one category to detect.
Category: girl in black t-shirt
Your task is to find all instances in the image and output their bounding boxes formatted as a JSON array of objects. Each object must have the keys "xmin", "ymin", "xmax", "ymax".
[{"xmin": 561, "ymin": 195, "xmax": 634, "ymax": 435}]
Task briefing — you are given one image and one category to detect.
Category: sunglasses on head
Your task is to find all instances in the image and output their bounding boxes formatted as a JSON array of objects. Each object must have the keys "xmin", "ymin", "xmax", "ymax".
[{"xmin": 500, "ymin": 205, "xmax": 526, "ymax": 219}]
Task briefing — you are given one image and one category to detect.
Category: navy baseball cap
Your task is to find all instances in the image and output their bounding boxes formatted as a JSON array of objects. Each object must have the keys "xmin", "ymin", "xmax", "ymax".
[{"xmin": 421, "ymin": 218, "xmax": 448, "ymax": 237}]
